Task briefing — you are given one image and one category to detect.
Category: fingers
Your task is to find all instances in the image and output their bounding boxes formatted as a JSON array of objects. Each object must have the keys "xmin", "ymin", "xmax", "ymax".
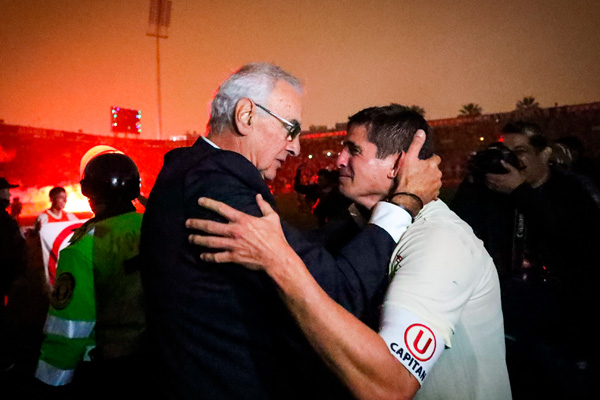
[
  {"xmin": 500, "ymin": 160, "xmax": 518, "ymax": 173},
  {"xmin": 197, "ymin": 197, "xmax": 241, "ymax": 222},
  {"xmin": 485, "ymin": 172, "xmax": 500, "ymax": 183},
  {"xmin": 188, "ymin": 233, "xmax": 233, "ymax": 249},
  {"xmin": 405, "ymin": 129, "xmax": 426, "ymax": 159},
  {"xmin": 485, "ymin": 175, "xmax": 501, "ymax": 191},
  {"xmin": 255, "ymin": 194, "xmax": 275, "ymax": 217},
  {"xmin": 186, "ymin": 218, "xmax": 232, "ymax": 237},
  {"xmin": 199, "ymin": 251, "xmax": 234, "ymax": 264}
]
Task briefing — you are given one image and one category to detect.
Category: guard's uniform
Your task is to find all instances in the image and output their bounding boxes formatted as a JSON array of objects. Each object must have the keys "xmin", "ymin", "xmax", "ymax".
[{"xmin": 35, "ymin": 211, "xmax": 145, "ymax": 386}]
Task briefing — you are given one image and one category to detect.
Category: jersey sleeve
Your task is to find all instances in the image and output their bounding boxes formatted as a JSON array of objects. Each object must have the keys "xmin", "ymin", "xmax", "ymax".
[
  {"xmin": 384, "ymin": 221, "xmax": 482, "ymax": 342},
  {"xmin": 37, "ymin": 213, "xmax": 48, "ymax": 225},
  {"xmin": 379, "ymin": 220, "xmax": 484, "ymax": 383}
]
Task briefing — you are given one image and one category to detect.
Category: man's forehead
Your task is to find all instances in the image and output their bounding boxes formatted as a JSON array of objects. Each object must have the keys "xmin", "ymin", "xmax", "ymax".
[
  {"xmin": 346, "ymin": 124, "xmax": 382, "ymax": 150},
  {"xmin": 342, "ymin": 138, "xmax": 360, "ymax": 150},
  {"xmin": 346, "ymin": 124, "xmax": 369, "ymax": 141},
  {"xmin": 500, "ymin": 133, "xmax": 530, "ymax": 147},
  {"xmin": 267, "ymin": 81, "xmax": 302, "ymax": 112}
]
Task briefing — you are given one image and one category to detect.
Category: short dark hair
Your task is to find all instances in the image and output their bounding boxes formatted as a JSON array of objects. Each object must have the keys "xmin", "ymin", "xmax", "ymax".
[
  {"xmin": 49, "ymin": 186, "xmax": 66, "ymax": 199},
  {"xmin": 501, "ymin": 121, "xmax": 548, "ymax": 152},
  {"xmin": 347, "ymin": 104, "xmax": 434, "ymax": 160}
]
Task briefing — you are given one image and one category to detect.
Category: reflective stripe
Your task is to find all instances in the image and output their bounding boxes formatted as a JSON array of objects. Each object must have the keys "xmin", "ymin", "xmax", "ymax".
[
  {"xmin": 35, "ymin": 359, "xmax": 75, "ymax": 386},
  {"xmin": 44, "ymin": 315, "xmax": 95, "ymax": 339},
  {"xmin": 83, "ymin": 344, "xmax": 96, "ymax": 362}
]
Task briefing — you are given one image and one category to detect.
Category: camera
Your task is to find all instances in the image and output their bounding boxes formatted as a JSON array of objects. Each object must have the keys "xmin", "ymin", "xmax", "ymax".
[{"xmin": 469, "ymin": 142, "xmax": 523, "ymax": 181}]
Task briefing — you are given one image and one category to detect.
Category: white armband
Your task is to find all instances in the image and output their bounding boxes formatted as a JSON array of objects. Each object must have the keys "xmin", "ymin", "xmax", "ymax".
[{"xmin": 379, "ymin": 306, "xmax": 445, "ymax": 385}]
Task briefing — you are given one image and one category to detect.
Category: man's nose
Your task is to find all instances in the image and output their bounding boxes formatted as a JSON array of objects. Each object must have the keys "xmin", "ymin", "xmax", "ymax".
[
  {"xmin": 336, "ymin": 149, "xmax": 348, "ymax": 168},
  {"xmin": 286, "ymin": 136, "xmax": 301, "ymax": 157}
]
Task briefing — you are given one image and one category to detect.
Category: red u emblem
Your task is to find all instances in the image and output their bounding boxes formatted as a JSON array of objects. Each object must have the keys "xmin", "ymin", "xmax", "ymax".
[
  {"xmin": 405, "ymin": 324, "xmax": 437, "ymax": 361},
  {"xmin": 413, "ymin": 330, "xmax": 432, "ymax": 354}
]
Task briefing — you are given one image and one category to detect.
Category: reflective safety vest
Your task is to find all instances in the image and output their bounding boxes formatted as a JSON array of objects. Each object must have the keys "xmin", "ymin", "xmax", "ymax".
[{"xmin": 35, "ymin": 211, "xmax": 145, "ymax": 386}]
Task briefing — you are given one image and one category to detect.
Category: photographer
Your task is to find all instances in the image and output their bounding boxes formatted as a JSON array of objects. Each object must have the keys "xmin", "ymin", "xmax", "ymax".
[{"xmin": 451, "ymin": 121, "xmax": 599, "ymax": 399}]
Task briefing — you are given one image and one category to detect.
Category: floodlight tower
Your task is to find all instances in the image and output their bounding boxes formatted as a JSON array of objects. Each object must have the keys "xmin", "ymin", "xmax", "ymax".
[{"xmin": 147, "ymin": 0, "xmax": 172, "ymax": 140}]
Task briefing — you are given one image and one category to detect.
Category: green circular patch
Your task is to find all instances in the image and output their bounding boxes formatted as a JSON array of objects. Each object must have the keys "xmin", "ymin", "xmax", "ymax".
[{"xmin": 51, "ymin": 272, "xmax": 76, "ymax": 310}]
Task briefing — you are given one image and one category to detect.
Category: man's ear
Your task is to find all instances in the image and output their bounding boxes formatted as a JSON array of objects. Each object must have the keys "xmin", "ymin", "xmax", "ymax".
[
  {"xmin": 387, "ymin": 153, "xmax": 403, "ymax": 179},
  {"xmin": 234, "ymin": 98, "xmax": 254, "ymax": 136},
  {"xmin": 540, "ymin": 146, "xmax": 552, "ymax": 164}
]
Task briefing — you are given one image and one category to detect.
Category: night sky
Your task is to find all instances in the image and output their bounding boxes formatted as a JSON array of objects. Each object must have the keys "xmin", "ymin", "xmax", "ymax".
[{"xmin": 1, "ymin": 0, "xmax": 599, "ymax": 140}]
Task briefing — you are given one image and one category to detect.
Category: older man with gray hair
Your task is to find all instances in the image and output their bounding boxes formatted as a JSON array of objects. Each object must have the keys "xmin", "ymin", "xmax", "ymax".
[{"xmin": 140, "ymin": 63, "xmax": 440, "ymax": 399}]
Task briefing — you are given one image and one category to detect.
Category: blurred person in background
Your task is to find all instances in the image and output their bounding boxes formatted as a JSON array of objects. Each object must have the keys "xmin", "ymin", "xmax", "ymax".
[
  {"xmin": 311, "ymin": 169, "xmax": 352, "ymax": 227},
  {"xmin": 35, "ymin": 187, "xmax": 77, "ymax": 230},
  {"xmin": 294, "ymin": 166, "xmax": 351, "ymax": 227},
  {"xmin": 294, "ymin": 165, "xmax": 329, "ymax": 208},
  {"xmin": 451, "ymin": 121, "xmax": 599, "ymax": 399},
  {"xmin": 10, "ymin": 197, "xmax": 23, "ymax": 221},
  {"xmin": 554, "ymin": 135, "xmax": 600, "ymax": 188},
  {"xmin": 0, "ymin": 177, "xmax": 26, "ymax": 374}
]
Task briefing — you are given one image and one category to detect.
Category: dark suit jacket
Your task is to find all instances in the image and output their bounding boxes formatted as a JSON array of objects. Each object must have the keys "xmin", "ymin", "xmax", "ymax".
[{"xmin": 140, "ymin": 138, "xmax": 395, "ymax": 399}]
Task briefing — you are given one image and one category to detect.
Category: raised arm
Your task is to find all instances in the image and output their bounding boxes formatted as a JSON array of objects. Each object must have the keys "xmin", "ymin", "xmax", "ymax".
[{"xmin": 387, "ymin": 129, "xmax": 441, "ymax": 218}]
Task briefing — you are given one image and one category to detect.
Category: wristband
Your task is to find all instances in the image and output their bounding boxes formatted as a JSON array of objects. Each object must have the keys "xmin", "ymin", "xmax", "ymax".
[
  {"xmin": 387, "ymin": 192, "xmax": 424, "ymax": 220},
  {"xmin": 389, "ymin": 192, "xmax": 424, "ymax": 209}
]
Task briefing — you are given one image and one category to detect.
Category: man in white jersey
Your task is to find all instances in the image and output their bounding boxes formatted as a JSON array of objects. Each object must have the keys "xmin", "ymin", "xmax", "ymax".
[
  {"xmin": 187, "ymin": 105, "xmax": 512, "ymax": 399},
  {"xmin": 36, "ymin": 187, "xmax": 77, "ymax": 228}
]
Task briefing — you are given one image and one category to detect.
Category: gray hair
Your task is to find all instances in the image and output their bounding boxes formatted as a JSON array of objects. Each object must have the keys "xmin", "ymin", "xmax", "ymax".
[{"xmin": 208, "ymin": 62, "xmax": 303, "ymax": 134}]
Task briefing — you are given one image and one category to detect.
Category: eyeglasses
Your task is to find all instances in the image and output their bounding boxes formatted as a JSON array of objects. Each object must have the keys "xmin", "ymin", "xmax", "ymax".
[{"xmin": 254, "ymin": 102, "xmax": 301, "ymax": 142}]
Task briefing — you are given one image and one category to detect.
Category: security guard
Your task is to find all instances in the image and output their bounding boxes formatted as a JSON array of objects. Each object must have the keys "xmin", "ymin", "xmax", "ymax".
[{"xmin": 34, "ymin": 150, "xmax": 147, "ymax": 397}]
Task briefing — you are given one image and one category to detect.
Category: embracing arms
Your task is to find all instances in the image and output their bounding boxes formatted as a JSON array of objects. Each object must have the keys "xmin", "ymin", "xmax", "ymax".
[
  {"xmin": 184, "ymin": 134, "xmax": 440, "ymax": 399},
  {"xmin": 187, "ymin": 195, "xmax": 420, "ymax": 400}
]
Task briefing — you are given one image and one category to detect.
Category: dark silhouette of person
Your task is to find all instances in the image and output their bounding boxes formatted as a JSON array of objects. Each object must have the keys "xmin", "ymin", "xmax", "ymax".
[
  {"xmin": 451, "ymin": 121, "xmax": 600, "ymax": 399},
  {"xmin": 0, "ymin": 178, "xmax": 26, "ymax": 373}
]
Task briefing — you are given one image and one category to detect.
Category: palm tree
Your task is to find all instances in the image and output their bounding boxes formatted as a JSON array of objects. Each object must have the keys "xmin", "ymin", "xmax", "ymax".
[
  {"xmin": 459, "ymin": 103, "xmax": 482, "ymax": 116},
  {"xmin": 409, "ymin": 105, "xmax": 425, "ymax": 117},
  {"xmin": 516, "ymin": 96, "xmax": 539, "ymax": 110}
]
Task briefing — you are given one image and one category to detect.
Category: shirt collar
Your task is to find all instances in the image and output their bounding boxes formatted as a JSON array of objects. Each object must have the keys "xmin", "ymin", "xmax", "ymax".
[{"xmin": 202, "ymin": 136, "xmax": 219, "ymax": 149}]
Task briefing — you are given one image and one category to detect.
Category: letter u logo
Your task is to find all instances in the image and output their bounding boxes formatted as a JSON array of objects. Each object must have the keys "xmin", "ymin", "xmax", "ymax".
[
  {"xmin": 412, "ymin": 330, "xmax": 432, "ymax": 354},
  {"xmin": 405, "ymin": 324, "xmax": 437, "ymax": 361}
]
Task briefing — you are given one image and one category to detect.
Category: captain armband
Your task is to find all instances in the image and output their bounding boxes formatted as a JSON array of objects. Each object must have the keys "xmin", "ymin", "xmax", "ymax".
[{"xmin": 379, "ymin": 307, "xmax": 445, "ymax": 385}]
